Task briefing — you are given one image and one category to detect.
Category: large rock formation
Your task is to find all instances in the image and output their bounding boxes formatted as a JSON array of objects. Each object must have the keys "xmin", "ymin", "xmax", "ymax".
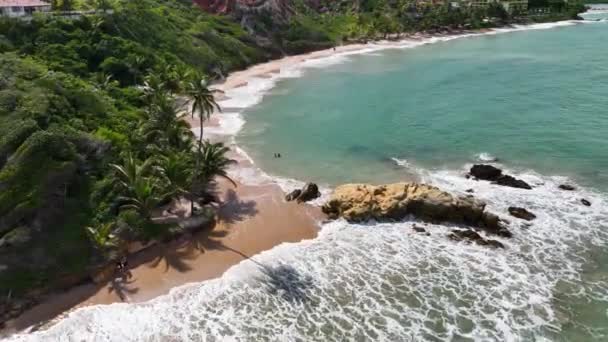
[{"xmin": 322, "ymin": 183, "xmax": 511, "ymax": 237}]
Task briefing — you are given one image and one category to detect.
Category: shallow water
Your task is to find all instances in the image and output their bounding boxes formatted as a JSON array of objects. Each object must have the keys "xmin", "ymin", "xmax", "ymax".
[{"xmin": 8, "ymin": 17, "xmax": 608, "ymax": 342}]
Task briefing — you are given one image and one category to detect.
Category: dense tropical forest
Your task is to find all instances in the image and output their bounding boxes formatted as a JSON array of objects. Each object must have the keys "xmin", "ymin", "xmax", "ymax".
[{"xmin": 0, "ymin": 0, "xmax": 586, "ymax": 324}]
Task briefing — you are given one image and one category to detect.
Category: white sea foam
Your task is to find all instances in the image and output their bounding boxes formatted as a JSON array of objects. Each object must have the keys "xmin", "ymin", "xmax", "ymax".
[
  {"xmin": 476, "ymin": 152, "xmax": 499, "ymax": 162},
  {"xmin": 11, "ymin": 168, "xmax": 608, "ymax": 341},
  {"xmin": 391, "ymin": 157, "xmax": 410, "ymax": 167}
]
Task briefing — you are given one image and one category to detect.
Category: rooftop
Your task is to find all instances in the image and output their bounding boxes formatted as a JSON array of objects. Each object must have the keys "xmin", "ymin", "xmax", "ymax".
[{"xmin": 0, "ymin": 0, "xmax": 50, "ymax": 8}]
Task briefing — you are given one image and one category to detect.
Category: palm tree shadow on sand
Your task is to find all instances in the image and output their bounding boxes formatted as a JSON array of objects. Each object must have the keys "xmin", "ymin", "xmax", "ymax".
[
  {"xmin": 258, "ymin": 263, "xmax": 315, "ymax": 304},
  {"xmin": 107, "ymin": 272, "xmax": 139, "ymax": 302},
  {"xmin": 216, "ymin": 188, "xmax": 259, "ymax": 226}
]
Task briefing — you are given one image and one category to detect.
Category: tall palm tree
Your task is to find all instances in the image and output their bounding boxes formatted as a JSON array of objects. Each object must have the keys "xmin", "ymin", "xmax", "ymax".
[
  {"xmin": 186, "ymin": 76, "xmax": 223, "ymax": 214},
  {"xmin": 186, "ymin": 76, "xmax": 222, "ymax": 154}
]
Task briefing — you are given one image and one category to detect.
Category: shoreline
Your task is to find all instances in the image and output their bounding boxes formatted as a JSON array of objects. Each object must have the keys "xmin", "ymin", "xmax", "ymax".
[{"xmin": 0, "ymin": 19, "xmax": 586, "ymax": 338}]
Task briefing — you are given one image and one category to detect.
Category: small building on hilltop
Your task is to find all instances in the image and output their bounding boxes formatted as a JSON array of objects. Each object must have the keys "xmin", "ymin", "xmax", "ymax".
[{"xmin": 0, "ymin": 0, "xmax": 51, "ymax": 18}]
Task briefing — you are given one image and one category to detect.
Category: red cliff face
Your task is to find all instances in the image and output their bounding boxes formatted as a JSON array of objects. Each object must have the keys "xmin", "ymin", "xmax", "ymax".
[{"xmin": 193, "ymin": 0, "xmax": 235, "ymax": 14}]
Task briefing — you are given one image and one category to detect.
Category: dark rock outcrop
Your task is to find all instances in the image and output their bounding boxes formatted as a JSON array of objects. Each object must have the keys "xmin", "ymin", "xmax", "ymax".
[
  {"xmin": 508, "ymin": 207, "xmax": 536, "ymax": 221},
  {"xmin": 322, "ymin": 183, "xmax": 511, "ymax": 237},
  {"xmin": 469, "ymin": 164, "xmax": 532, "ymax": 190},
  {"xmin": 285, "ymin": 189, "xmax": 302, "ymax": 202},
  {"xmin": 559, "ymin": 184, "xmax": 576, "ymax": 191},
  {"xmin": 581, "ymin": 199, "xmax": 591, "ymax": 207},
  {"xmin": 495, "ymin": 175, "xmax": 532, "ymax": 189},
  {"xmin": 285, "ymin": 183, "xmax": 320, "ymax": 203},
  {"xmin": 412, "ymin": 224, "xmax": 427, "ymax": 233},
  {"xmin": 448, "ymin": 229, "xmax": 505, "ymax": 248},
  {"xmin": 298, "ymin": 183, "xmax": 321, "ymax": 202},
  {"xmin": 470, "ymin": 164, "xmax": 502, "ymax": 181}
]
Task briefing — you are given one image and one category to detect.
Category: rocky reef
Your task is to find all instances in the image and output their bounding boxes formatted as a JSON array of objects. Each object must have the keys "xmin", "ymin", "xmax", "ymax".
[{"xmin": 322, "ymin": 183, "xmax": 511, "ymax": 238}]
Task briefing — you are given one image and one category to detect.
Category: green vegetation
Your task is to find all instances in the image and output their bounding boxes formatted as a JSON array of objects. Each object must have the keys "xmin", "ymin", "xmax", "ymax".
[
  {"xmin": 266, "ymin": 0, "xmax": 586, "ymax": 53},
  {"xmin": 0, "ymin": 0, "xmax": 260, "ymax": 303},
  {"xmin": 0, "ymin": 0, "xmax": 589, "ymax": 318}
]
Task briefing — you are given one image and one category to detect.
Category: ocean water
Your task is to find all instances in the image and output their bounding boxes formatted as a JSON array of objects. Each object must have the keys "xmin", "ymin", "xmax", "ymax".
[{"xmin": 8, "ymin": 17, "xmax": 608, "ymax": 342}]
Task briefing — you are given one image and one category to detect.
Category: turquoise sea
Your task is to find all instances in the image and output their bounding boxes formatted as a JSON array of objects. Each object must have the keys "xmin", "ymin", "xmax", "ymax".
[
  {"xmin": 239, "ymin": 20, "xmax": 608, "ymax": 189},
  {"xmin": 8, "ymin": 13, "xmax": 608, "ymax": 342}
]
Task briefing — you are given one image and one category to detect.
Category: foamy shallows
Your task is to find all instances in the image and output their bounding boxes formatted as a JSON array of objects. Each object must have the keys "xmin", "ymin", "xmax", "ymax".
[{"xmin": 10, "ymin": 168, "xmax": 608, "ymax": 341}]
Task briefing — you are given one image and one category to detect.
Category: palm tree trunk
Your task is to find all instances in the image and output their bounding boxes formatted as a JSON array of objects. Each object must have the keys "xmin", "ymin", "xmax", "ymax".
[{"xmin": 191, "ymin": 113, "xmax": 204, "ymax": 216}]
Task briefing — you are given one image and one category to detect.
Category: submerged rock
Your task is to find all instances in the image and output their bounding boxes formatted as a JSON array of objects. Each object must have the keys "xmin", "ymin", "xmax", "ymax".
[
  {"xmin": 581, "ymin": 199, "xmax": 591, "ymax": 207},
  {"xmin": 285, "ymin": 183, "xmax": 320, "ymax": 203},
  {"xmin": 469, "ymin": 164, "xmax": 532, "ymax": 190},
  {"xmin": 508, "ymin": 207, "xmax": 537, "ymax": 221},
  {"xmin": 448, "ymin": 229, "xmax": 505, "ymax": 249},
  {"xmin": 412, "ymin": 224, "xmax": 427, "ymax": 233},
  {"xmin": 559, "ymin": 184, "xmax": 576, "ymax": 191},
  {"xmin": 322, "ymin": 183, "xmax": 511, "ymax": 237}
]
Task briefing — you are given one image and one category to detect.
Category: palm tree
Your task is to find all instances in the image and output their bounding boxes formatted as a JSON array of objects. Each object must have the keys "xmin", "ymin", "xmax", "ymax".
[
  {"xmin": 141, "ymin": 74, "xmax": 167, "ymax": 111},
  {"xmin": 186, "ymin": 76, "xmax": 222, "ymax": 154},
  {"xmin": 186, "ymin": 76, "xmax": 223, "ymax": 214},
  {"xmin": 118, "ymin": 176, "xmax": 168, "ymax": 220},
  {"xmin": 110, "ymin": 153, "xmax": 173, "ymax": 221},
  {"xmin": 110, "ymin": 153, "xmax": 157, "ymax": 194},
  {"xmin": 189, "ymin": 141, "xmax": 237, "ymax": 213},
  {"xmin": 157, "ymin": 151, "xmax": 193, "ymax": 197},
  {"xmin": 140, "ymin": 96, "xmax": 194, "ymax": 151},
  {"xmin": 198, "ymin": 141, "xmax": 237, "ymax": 187},
  {"xmin": 86, "ymin": 222, "xmax": 118, "ymax": 251}
]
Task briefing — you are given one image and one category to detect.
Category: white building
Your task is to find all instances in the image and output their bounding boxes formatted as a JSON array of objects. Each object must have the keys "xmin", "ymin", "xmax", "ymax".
[{"xmin": 0, "ymin": 0, "xmax": 51, "ymax": 18}]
